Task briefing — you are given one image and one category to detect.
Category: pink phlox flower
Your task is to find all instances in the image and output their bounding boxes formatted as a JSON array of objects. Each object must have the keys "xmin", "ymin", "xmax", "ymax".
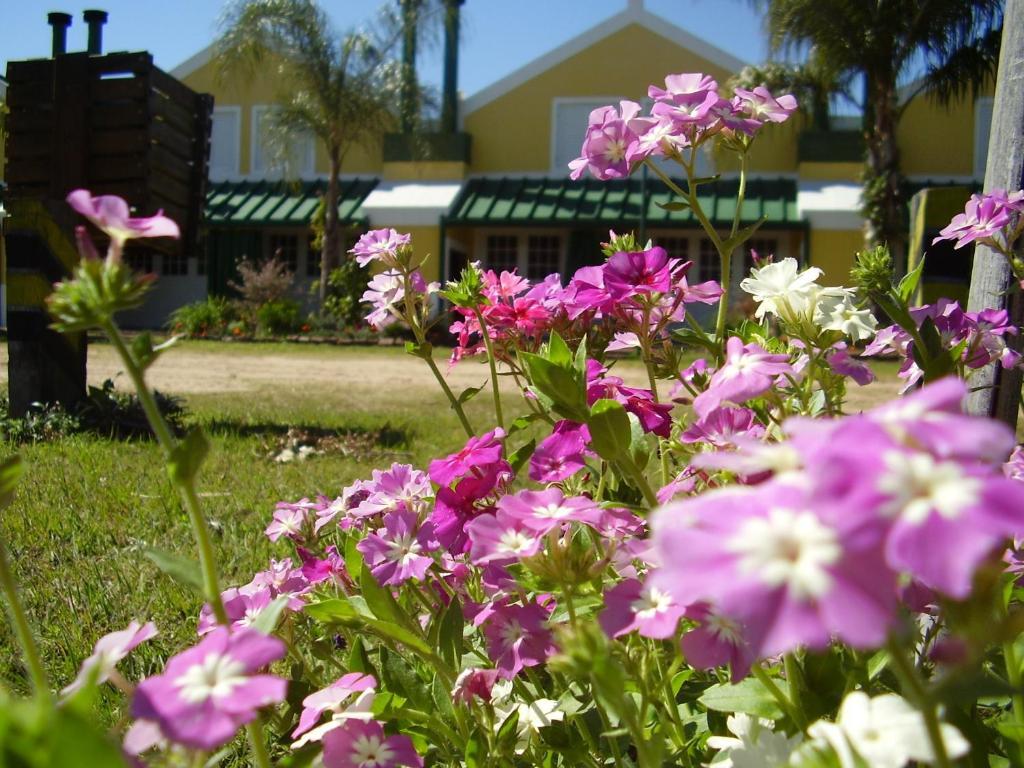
[
  {"xmin": 352, "ymin": 463, "xmax": 433, "ymax": 518},
  {"xmin": 826, "ymin": 343, "xmax": 875, "ymax": 386},
  {"xmin": 67, "ymin": 189, "xmax": 179, "ymax": 250},
  {"xmin": 681, "ymin": 407, "xmax": 765, "ymax": 449},
  {"xmin": 680, "ymin": 602, "xmax": 756, "ymax": 682},
  {"xmin": 648, "ymin": 72, "xmax": 719, "ymax": 103},
  {"xmin": 649, "ymin": 73, "xmax": 723, "ymax": 130},
  {"xmin": 497, "ymin": 487, "xmax": 603, "ymax": 535},
  {"xmin": 678, "ymin": 278, "xmax": 724, "ymax": 305},
  {"xmin": 299, "ymin": 545, "xmax": 351, "ymax": 587},
  {"xmin": 692, "ymin": 336, "xmax": 794, "ymax": 417},
  {"xmin": 244, "ymin": 558, "xmax": 311, "ymax": 610},
  {"xmin": 63, "ymin": 621, "xmax": 157, "ymax": 696},
  {"xmin": 1004, "ymin": 446, "xmax": 1024, "ymax": 482},
  {"xmin": 466, "ymin": 510, "xmax": 543, "ymax": 565},
  {"xmin": 198, "ymin": 587, "xmax": 274, "ymax": 635},
  {"xmin": 606, "ymin": 331, "xmax": 642, "ymax": 352},
  {"xmin": 350, "ymin": 228, "xmax": 411, "ymax": 267},
  {"xmin": 626, "ymin": 114, "xmax": 685, "ymax": 164},
  {"xmin": 669, "ymin": 358, "xmax": 711, "ymax": 401},
  {"xmin": 595, "ymin": 506, "xmax": 647, "ymax": 540},
  {"xmin": 429, "ymin": 461, "xmax": 512, "ymax": 554},
  {"xmin": 452, "ymin": 668, "xmax": 501, "ymax": 704},
  {"xmin": 933, "ymin": 192, "xmax": 1015, "ymax": 249},
  {"xmin": 523, "ymin": 272, "xmax": 568, "ymax": 312},
  {"xmin": 732, "ymin": 86, "xmax": 798, "ymax": 125},
  {"xmin": 266, "ymin": 504, "xmax": 311, "ymax": 542},
  {"xmin": 529, "ymin": 420, "xmax": 593, "ymax": 483},
  {"xmin": 321, "ymin": 718, "xmax": 423, "ymax": 768},
  {"xmin": 565, "ymin": 264, "xmax": 616, "ymax": 319},
  {"xmin": 429, "ymin": 428, "xmax": 507, "ymax": 486},
  {"xmin": 482, "ymin": 269, "xmax": 531, "ymax": 301},
  {"xmin": 651, "ymin": 480, "xmax": 898, "ymax": 661},
  {"xmin": 481, "ymin": 599, "xmax": 556, "ymax": 678},
  {"xmin": 292, "ymin": 672, "xmax": 377, "ymax": 747},
  {"xmin": 603, "ymin": 247, "xmax": 674, "ymax": 299},
  {"xmin": 689, "ymin": 436, "xmax": 802, "ymax": 483},
  {"xmin": 619, "ymin": 385, "xmax": 675, "ymax": 438},
  {"xmin": 657, "ymin": 469, "xmax": 698, "ymax": 504},
  {"xmin": 485, "ymin": 296, "xmax": 553, "ymax": 336},
  {"xmin": 316, "ymin": 481, "xmax": 374, "ymax": 534},
  {"xmin": 568, "ymin": 101, "xmax": 644, "ymax": 181},
  {"xmin": 132, "ymin": 627, "xmax": 287, "ymax": 750},
  {"xmin": 357, "ymin": 509, "xmax": 438, "ymax": 585},
  {"xmin": 599, "ymin": 576, "xmax": 685, "ymax": 640},
  {"xmin": 363, "ymin": 270, "xmax": 405, "ymax": 329},
  {"xmin": 123, "ymin": 717, "xmax": 167, "ymax": 758}
]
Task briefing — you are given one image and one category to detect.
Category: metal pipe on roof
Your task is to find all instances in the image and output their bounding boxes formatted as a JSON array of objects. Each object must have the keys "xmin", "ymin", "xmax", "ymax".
[
  {"xmin": 83, "ymin": 9, "xmax": 108, "ymax": 55},
  {"xmin": 47, "ymin": 12, "xmax": 72, "ymax": 57}
]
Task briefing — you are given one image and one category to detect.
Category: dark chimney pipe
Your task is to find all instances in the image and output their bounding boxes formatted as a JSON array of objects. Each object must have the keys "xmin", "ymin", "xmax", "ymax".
[
  {"xmin": 47, "ymin": 12, "xmax": 72, "ymax": 57},
  {"xmin": 83, "ymin": 9, "xmax": 108, "ymax": 55},
  {"xmin": 440, "ymin": 0, "xmax": 464, "ymax": 134}
]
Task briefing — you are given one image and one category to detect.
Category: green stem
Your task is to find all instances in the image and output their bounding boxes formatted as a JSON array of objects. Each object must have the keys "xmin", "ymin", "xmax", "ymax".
[
  {"xmin": 886, "ymin": 637, "xmax": 952, "ymax": 768},
  {"xmin": 1004, "ymin": 638, "xmax": 1024, "ymax": 766},
  {"xmin": 618, "ymin": 454, "xmax": 658, "ymax": 507},
  {"xmin": 472, "ymin": 307, "xmax": 505, "ymax": 430},
  {"xmin": 246, "ymin": 720, "xmax": 274, "ymax": 768},
  {"xmin": 783, "ymin": 653, "xmax": 805, "ymax": 724},
  {"xmin": 0, "ymin": 537, "xmax": 49, "ymax": 698},
  {"xmin": 102, "ymin": 322, "xmax": 228, "ymax": 625},
  {"xmin": 751, "ymin": 664, "xmax": 804, "ymax": 729},
  {"xmin": 713, "ymin": 153, "xmax": 748, "ymax": 347}
]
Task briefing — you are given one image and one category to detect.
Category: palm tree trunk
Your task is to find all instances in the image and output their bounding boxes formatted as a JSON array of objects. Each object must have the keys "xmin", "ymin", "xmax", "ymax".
[
  {"xmin": 863, "ymin": 70, "xmax": 906, "ymax": 266},
  {"xmin": 320, "ymin": 148, "xmax": 341, "ymax": 308}
]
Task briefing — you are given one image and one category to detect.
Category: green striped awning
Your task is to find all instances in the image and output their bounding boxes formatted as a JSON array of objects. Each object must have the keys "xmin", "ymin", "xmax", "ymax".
[
  {"xmin": 204, "ymin": 179, "xmax": 378, "ymax": 227},
  {"xmin": 446, "ymin": 176, "xmax": 801, "ymax": 229}
]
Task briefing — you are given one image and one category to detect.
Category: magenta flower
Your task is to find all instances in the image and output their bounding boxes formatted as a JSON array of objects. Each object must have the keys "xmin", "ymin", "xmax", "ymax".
[
  {"xmin": 466, "ymin": 510, "xmax": 542, "ymax": 565},
  {"xmin": 429, "ymin": 428, "xmax": 506, "ymax": 486},
  {"xmin": 351, "ymin": 463, "xmax": 433, "ymax": 518},
  {"xmin": 199, "ymin": 586, "xmax": 283, "ymax": 636},
  {"xmin": 680, "ymin": 407, "xmax": 765, "ymax": 449},
  {"xmin": 934, "ymin": 192, "xmax": 1014, "ymax": 249},
  {"xmin": 321, "ymin": 719, "xmax": 423, "ymax": 768},
  {"xmin": 826, "ymin": 343, "xmax": 875, "ymax": 386},
  {"xmin": 350, "ymin": 228, "xmax": 411, "ymax": 267},
  {"xmin": 67, "ymin": 189, "xmax": 179, "ymax": 263},
  {"xmin": 652, "ymin": 481, "xmax": 898, "ymax": 660},
  {"xmin": 692, "ymin": 337, "xmax": 794, "ymax": 417},
  {"xmin": 648, "ymin": 72, "xmax": 718, "ymax": 103},
  {"xmin": 452, "ymin": 667, "xmax": 500, "ymax": 704},
  {"xmin": 265, "ymin": 504, "xmax": 310, "ymax": 542},
  {"xmin": 497, "ymin": 487, "xmax": 603, "ymax": 535},
  {"xmin": 481, "ymin": 599, "xmax": 556, "ymax": 678},
  {"xmin": 599, "ymin": 577, "xmax": 686, "ymax": 639},
  {"xmin": 299, "ymin": 545, "xmax": 351, "ymax": 587},
  {"xmin": 603, "ymin": 246, "xmax": 673, "ymax": 299},
  {"xmin": 679, "ymin": 603, "xmax": 756, "ymax": 682},
  {"xmin": 132, "ymin": 627, "xmax": 287, "ymax": 750},
  {"xmin": 63, "ymin": 621, "xmax": 157, "ymax": 696},
  {"xmin": 648, "ymin": 73, "xmax": 723, "ymax": 130},
  {"xmin": 732, "ymin": 86, "xmax": 798, "ymax": 124},
  {"xmin": 357, "ymin": 509, "xmax": 437, "ymax": 585},
  {"xmin": 292, "ymin": 672, "xmax": 377, "ymax": 747},
  {"xmin": 569, "ymin": 101, "xmax": 645, "ymax": 181},
  {"xmin": 529, "ymin": 420, "xmax": 592, "ymax": 483},
  {"xmin": 429, "ymin": 462, "xmax": 512, "ymax": 554},
  {"xmin": 656, "ymin": 470, "xmax": 697, "ymax": 504}
]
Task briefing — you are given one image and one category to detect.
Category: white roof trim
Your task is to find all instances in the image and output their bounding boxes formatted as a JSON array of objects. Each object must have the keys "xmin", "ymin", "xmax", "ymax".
[
  {"xmin": 362, "ymin": 182, "xmax": 462, "ymax": 227},
  {"xmin": 463, "ymin": 6, "xmax": 747, "ymax": 116},
  {"xmin": 797, "ymin": 182, "xmax": 864, "ymax": 231},
  {"xmin": 170, "ymin": 43, "xmax": 215, "ymax": 79}
]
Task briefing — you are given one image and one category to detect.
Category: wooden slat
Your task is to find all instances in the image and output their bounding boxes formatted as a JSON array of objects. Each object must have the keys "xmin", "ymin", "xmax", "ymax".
[
  {"xmin": 90, "ymin": 102, "xmax": 147, "ymax": 129},
  {"xmin": 150, "ymin": 67, "xmax": 198, "ymax": 108},
  {"xmin": 150, "ymin": 144, "xmax": 193, "ymax": 184},
  {"xmin": 6, "ymin": 108, "xmax": 54, "ymax": 134},
  {"xmin": 5, "ymin": 157, "xmax": 51, "ymax": 185},
  {"xmin": 5, "ymin": 131, "xmax": 53, "ymax": 158},
  {"xmin": 88, "ymin": 154, "xmax": 146, "ymax": 182},
  {"xmin": 5, "ymin": 59, "xmax": 53, "ymax": 83},
  {"xmin": 150, "ymin": 119, "xmax": 195, "ymax": 161},
  {"xmin": 4, "ymin": 81, "xmax": 54, "ymax": 109},
  {"xmin": 91, "ymin": 129, "xmax": 150, "ymax": 155},
  {"xmin": 150, "ymin": 93, "xmax": 196, "ymax": 134},
  {"xmin": 148, "ymin": 169, "xmax": 192, "ymax": 209},
  {"xmin": 88, "ymin": 51, "xmax": 152, "ymax": 77},
  {"xmin": 92, "ymin": 180, "xmax": 148, "ymax": 203},
  {"xmin": 92, "ymin": 76, "xmax": 147, "ymax": 102}
]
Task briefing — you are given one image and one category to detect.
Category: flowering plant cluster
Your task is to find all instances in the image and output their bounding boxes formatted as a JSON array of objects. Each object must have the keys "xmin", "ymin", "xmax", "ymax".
[{"xmin": 1, "ymin": 71, "xmax": 1023, "ymax": 768}]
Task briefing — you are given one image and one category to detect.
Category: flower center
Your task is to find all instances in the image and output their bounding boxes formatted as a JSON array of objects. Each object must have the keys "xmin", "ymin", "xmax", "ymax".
[
  {"xmin": 631, "ymin": 587, "xmax": 673, "ymax": 620},
  {"xmin": 351, "ymin": 734, "xmax": 396, "ymax": 767},
  {"xmin": 877, "ymin": 452, "xmax": 980, "ymax": 524},
  {"xmin": 534, "ymin": 503, "xmax": 572, "ymax": 519},
  {"xmin": 498, "ymin": 529, "xmax": 536, "ymax": 555},
  {"xmin": 727, "ymin": 508, "xmax": 840, "ymax": 600},
  {"xmin": 386, "ymin": 532, "xmax": 423, "ymax": 565},
  {"xmin": 604, "ymin": 139, "xmax": 627, "ymax": 163},
  {"xmin": 174, "ymin": 652, "xmax": 248, "ymax": 703}
]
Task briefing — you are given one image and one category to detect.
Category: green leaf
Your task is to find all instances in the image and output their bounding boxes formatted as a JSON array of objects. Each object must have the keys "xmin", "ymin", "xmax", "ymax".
[
  {"xmin": 691, "ymin": 174, "xmax": 722, "ymax": 186},
  {"xmin": 456, "ymin": 384, "xmax": 484, "ymax": 405},
  {"xmin": 573, "ymin": 334, "xmax": 589, "ymax": 379},
  {"xmin": 699, "ymin": 677, "xmax": 787, "ymax": 720},
  {"xmin": 520, "ymin": 353, "xmax": 588, "ymax": 421},
  {"xmin": 304, "ymin": 598, "xmax": 358, "ymax": 623},
  {"xmin": 380, "ymin": 648, "xmax": 431, "ymax": 710},
  {"xmin": 344, "ymin": 535, "xmax": 363, "ymax": 584},
  {"xmin": 898, "ymin": 257, "xmax": 926, "ymax": 301},
  {"xmin": 547, "ymin": 332, "xmax": 572, "ymax": 367},
  {"xmin": 167, "ymin": 428, "xmax": 209, "ymax": 485},
  {"xmin": 508, "ymin": 439, "xmax": 536, "ymax": 474},
  {"xmin": 130, "ymin": 332, "xmax": 177, "ymax": 370},
  {"xmin": 359, "ymin": 566, "xmax": 404, "ymax": 626},
  {"xmin": 305, "ymin": 599, "xmax": 434, "ymax": 658},
  {"xmin": 437, "ymin": 597, "xmax": 464, "ymax": 669},
  {"xmin": 404, "ymin": 341, "xmax": 433, "ymax": 360},
  {"xmin": 347, "ymin": 636, "xmax": 376, "ymax": 676},
  {"xmin": 496, "ymin": 709, "xmax": 521, "ymax": 746},
  {"xmin": 250, "ymin": 595, "xmax": 291, "ymax": 634},
  {"xmin": 507, "ymin": 413, "xmax": 541, "ymax": 435},
  {"xmin": 0, "ymin": 455, "xmax": 23, "ymax": 509},
  {"xmin": 143, "ymin": 547, "xmax": 203, "ymax": 592},
  {"xmin": 866, "ymin": 650, "xmax": 889, "ymax": 680},
  {"xmin": 587, "ymin": 399, "xmax": 632, "ymax": 461},
  {"xmin": 721, "ymin": 216, "xmax": 768, "ymax": 255},
  {"xmin": 657, "ymin": 200, "xmax": 690, "ymax": 212}
]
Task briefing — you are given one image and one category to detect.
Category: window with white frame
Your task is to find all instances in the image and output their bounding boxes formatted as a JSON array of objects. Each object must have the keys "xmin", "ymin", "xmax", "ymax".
[
  {"xmin": 252, "ymin": 106, "xmax": 316, "ymax": 178},
  {"xmin": 483, "ymin": 232, "xmax": 565, "ymax": 277},
  {"xmin": 656, "ymin": 236, "xmax": 690, "ymax": 262},
  {"xmin": 209, "ymin": 107, "xmax": 240, "ymax": 180},
  {"xmin": 974, "ymin": 97, "xmax": 994, "ymax": 179},
  {"xmin": 551, "ymin": 99, "xmax": 621, "ymax": 173},
  {"xmin": 161, "ymin": 251, "xmax": 189, "ymax": 276},
  {"xmin": 698, "ymin": 238, "xmax": 721, "ymax": 283}
]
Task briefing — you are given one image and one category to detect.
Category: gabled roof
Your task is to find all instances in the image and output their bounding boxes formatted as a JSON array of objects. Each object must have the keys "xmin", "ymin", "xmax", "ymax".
[{"xmin": 462, "ymin": 1, "xmax": 747, "ymax": 115}]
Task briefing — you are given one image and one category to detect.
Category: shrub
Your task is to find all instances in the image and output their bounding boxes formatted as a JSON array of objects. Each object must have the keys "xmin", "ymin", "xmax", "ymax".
[
  {"xmin": 229, "ymin": 256, "xmax": 294, "ymax": 307},
  {"xmin": 255, "ymin": 298, "xmax": 302, "ymax": 336},
  {"xmin": 321, "ymin": 256, "xmax": 372, "ymax": 327},
  {"xmin": 168, "ymin": 296, "xmax": 239, "ymax": 338}
]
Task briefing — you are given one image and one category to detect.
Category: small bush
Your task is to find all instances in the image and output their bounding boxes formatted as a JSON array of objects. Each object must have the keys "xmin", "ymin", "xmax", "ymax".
[
  {"xmin": 256, "ymin": 299, "xmax": 302, "ymax": 336},
  {"xmin": 230, "ymin": 257, "xmax": 294, "ymax": 307},
  {"xmin": 321, "ymin": 257, "xmax": 372, "ymax": 327},
  {"xmin": 169, "ymin": 297, "xmax": 239, "ymax": 338}
]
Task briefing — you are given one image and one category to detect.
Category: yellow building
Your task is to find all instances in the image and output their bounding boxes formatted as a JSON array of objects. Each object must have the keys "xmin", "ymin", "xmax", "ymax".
[{"xmin": 130, "ymin": 0, "xmax": 1000, "ymax": 324}]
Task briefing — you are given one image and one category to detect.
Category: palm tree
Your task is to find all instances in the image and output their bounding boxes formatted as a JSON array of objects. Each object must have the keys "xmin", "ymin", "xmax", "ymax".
[
  {"xmin": 216, "ymin": 0, "xmax": 406, "ymax": 307},
  {"xmin": 753, "ymin": 0, "xmax": 1003, "ymax": 260}
]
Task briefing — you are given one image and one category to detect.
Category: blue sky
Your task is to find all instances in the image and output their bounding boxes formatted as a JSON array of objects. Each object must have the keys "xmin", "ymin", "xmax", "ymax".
[{"xmin": 2, "ymin": 0, "xmax": 769, "ymax": 98}]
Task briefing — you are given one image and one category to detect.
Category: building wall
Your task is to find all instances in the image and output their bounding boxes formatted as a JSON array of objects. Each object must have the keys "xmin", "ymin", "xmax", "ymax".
[
  {"xmin": 807, "ymin": 228, "xmax": 864, "ymax": 285},
  {"xmin": 898, "ymin": 80, "xmax": 995, "ymax": 179}
]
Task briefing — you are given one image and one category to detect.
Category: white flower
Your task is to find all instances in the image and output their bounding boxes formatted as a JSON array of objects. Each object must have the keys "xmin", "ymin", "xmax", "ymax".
[
  {"xmin": 801, "ymin": 691, "xmax": 969, "ymax": 768},
  {"xmin": 740, "ymin": 258, "xmax": 823, "ymax": 323},
  {"xmin": 814, "ymin": 290, "xmax": 878, "ymax": 341},
  {"xmin": 707, "ymin": 713, "xmax": 802, "ymax": 768},
  {"xmin": 492, "ymin": 689, "xmax": 564, "ymax": 754}
]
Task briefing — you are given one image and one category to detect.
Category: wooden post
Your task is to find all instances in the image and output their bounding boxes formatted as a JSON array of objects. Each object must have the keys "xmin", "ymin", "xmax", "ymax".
[{"xmin": 965, "ymin": 0, "xmax": 1024, "ymax": 426}]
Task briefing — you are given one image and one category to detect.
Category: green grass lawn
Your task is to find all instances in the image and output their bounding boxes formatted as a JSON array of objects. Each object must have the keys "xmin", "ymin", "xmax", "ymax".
[{"xmin": 0, "ymin": 339, "xmax": 901, "ymax": 723}]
